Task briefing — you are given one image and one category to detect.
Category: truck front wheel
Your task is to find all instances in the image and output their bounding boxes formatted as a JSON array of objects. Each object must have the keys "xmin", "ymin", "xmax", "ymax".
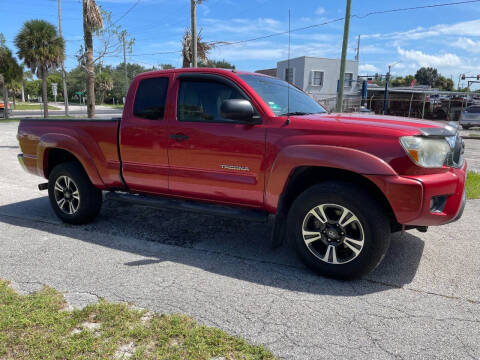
[
  {"xmin": 48, "ymin": 162, "xmax": 102, "ymax": 224},
  {"xmin": 287, "ymin": 181, "xmax": 390, "ymax": 280}
]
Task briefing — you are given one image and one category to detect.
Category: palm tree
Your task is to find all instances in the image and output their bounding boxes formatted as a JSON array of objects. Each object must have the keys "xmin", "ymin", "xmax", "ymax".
[
  {"xmin": 182, "ymin": 29, "xmax": 212, "ymax": 68},
  {"xmin": 96, "ymin": 72, "xmax": 113, "ymax": 104},
  {"xmin": 15, "ymin": 20, "xmax": 64, "ymax": 118},
  {"xmin": 82, "ymin": 0, "xmax": 103, "ymax": 118}
]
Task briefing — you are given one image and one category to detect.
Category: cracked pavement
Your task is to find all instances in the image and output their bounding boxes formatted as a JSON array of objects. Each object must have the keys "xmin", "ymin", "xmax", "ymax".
[{"xmin": 1, "ymin": 121, "xmax": 480, "ymax": 359}]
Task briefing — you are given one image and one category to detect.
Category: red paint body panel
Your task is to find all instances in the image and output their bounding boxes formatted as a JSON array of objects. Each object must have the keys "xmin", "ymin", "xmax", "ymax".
[{"xmin": 17, "ymin": 68, "xmax": 467, "ymax": 228}]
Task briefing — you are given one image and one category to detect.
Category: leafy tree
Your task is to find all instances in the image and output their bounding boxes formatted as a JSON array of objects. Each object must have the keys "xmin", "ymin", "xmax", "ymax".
[
  {"xmin": 15, "ymin": 20, "xmax": 64, "ymax": 118},
  {"xmin": 160, "ymin": 64, "xmax": 175, "ymax": 69},
  {"xmin": 96, "ymin": 72, "xmax": 113, "ymax": 104},
  {"xmin": 434, "ymin": 75, "xmax": 454, "ymax": 91},
  {"xmin": 24, "ymin": 79, "xmax": 41, "ymax": 100},
  {"xmin": 415, "ymin": 67, "xmax": 438, "ymax": 86},
  {"xmin": 198, "ymin": 59, "xmax": 235, "ymax": 69},
  {"xmin": 0, "ymin": 39, "xmax": 22, "ymax": 118}
]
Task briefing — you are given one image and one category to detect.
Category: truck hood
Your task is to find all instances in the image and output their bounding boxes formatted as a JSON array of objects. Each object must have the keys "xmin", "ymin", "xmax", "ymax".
[{"xmin": 292, "ymin": 113, "xmax": 458, "ymax": 137}]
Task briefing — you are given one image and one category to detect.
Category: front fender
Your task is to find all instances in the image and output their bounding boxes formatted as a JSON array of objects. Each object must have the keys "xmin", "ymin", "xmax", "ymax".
[
  {"xmin": 37, "ymin": 133, "xmax": 105, "ymax": 188},
  {"xmin": 264, "ymin": 144, "xmax": 397, "ymax": 212}
]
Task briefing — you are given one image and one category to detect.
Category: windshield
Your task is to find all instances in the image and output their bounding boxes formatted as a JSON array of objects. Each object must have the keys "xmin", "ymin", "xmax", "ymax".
[{"xmin": 239, "ymin": 74, "xmax": 326, "ymax": 116}]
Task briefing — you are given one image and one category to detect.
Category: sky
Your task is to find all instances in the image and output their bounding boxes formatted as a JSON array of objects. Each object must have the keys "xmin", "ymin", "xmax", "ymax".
[{"xmin": 1, "ymin": 0, "xmax": 480, "ymax": 88}]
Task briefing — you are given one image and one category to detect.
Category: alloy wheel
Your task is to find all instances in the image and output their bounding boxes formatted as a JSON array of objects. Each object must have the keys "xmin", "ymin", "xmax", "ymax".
[
  {"xmin": 54, "ymin": 175, "xmax": 80, "ymax": 215},
  {"xmin": 301, "ymin": 204, "xmax": 365, "ymax": 264}
]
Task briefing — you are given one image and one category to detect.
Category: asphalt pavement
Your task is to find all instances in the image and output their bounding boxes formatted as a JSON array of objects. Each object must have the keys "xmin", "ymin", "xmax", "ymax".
[{"xmin": 0, "ymin": 121, "xmax": 479, "ymax": 359}]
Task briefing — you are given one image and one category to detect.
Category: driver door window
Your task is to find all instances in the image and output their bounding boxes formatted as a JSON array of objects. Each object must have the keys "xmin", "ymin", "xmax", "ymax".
[{"xmin": 177, "ymin": 80, "xmax": 245, "ymax": 122}]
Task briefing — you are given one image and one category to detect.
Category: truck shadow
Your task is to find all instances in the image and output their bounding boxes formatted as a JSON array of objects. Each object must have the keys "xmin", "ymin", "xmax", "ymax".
[{"xmin": 0, "ymin": 196, "xmax": 425, "ymax": 296}]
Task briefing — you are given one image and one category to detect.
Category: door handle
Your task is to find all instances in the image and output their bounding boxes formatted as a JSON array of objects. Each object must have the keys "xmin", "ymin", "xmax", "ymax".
[{"xmin": 170, "ymin": 133, "xmax": 189, "ymax": 141}]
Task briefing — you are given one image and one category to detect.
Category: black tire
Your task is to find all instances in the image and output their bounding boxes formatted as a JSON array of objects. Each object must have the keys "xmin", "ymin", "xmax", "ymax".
[
  {"xmin": 287, "ymin": 181, "xmax": 390, "ymax": 280},
  {"xmin": 48, "ymin": 162, "xmax": 102, "ymax": 224}
]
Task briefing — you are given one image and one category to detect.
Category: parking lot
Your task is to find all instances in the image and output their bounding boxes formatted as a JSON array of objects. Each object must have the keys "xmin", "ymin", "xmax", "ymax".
[{"xmin": 0, "ymin": 120, "xmax": 479, "ymax": 359}]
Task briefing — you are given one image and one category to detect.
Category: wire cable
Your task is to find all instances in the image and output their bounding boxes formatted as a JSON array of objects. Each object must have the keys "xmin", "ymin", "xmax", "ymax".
[{"xmin": 208, "ymin": 0, "xmax": 480, "ymax": 47}]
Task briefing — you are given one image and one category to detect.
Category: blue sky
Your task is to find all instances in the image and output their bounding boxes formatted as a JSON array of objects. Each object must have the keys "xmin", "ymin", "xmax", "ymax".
[{"xmin": 2, "ymin": 0, "xmax": 480, "ymax": 88}]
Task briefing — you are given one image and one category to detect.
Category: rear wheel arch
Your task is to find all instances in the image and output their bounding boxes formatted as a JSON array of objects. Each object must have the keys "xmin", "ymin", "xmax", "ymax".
[
  {"xmin": 278, "ymin": 166, "xmax": 398, "ymax": 230},
  {"xmin": 44, "ymin": 148, "xmax": 81, "ymax": 178},
  {"xmin": 41, "ymin": 146, "xmax": 104, "ymax": 187}
]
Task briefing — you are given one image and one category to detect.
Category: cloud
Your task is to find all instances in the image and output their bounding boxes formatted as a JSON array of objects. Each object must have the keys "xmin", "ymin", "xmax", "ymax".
[
  {"xmin": 315, "ymin": 7, "xmax": 326, "ymax": 15},
  {"xmin": 363, "ymin": 19, "xmax": 480, "ymax": 41},
  {"xmin": 397, "ymin": 47, "xmax": 462, "ymax": 67},
  {"xmin": 452, "ymin": 37, "xmax": 480, "ymax": 53},
  {"xmin": 359, "ymin": 64, "xmax": 379, "ymax": 73}
]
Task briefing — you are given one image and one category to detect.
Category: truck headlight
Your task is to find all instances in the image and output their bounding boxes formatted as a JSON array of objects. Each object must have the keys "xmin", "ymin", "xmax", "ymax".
[{"xmin": 400, "ymin": 136, "xmax": 451, "ymax": 168}]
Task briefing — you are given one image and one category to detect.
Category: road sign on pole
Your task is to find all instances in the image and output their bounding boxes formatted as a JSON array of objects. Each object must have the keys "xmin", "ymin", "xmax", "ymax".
[{"xmin": 51, "ymin": 83, "xmax": 58, "ymax": 103}]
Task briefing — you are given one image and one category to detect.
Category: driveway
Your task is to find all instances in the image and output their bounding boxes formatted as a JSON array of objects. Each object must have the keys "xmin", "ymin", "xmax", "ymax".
[{"xmin": 0, "ymin": 121, "xmax": 479, "ymax": 359}]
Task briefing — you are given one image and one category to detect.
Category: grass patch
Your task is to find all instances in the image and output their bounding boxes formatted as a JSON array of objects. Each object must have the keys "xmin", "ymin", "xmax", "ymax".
[
  {"xmin": 466, "ymin": 171, "xmax": 480, "ymax": 200},
  {"xmin": 13, "ymin": 103, "xmax": 61, "ymax": 110},
  {"xmin": 468, "ymin": 133, "xmax": 480, "ymax": 137},
  {"xmin": 0, "ymin": 279, "xmax": 276, "ymax": 359}
]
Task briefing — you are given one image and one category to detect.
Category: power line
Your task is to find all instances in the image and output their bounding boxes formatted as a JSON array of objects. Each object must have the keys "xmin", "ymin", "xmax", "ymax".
[
  {"xmin": 112, "ymin": 0, "xmax": 142, "ymax": 25},
  {"xmin": 64, "ymin": 0, "xmax": 480, "ymax": 62},
  {"xmin": 208, "ymin": 0, "xmax": 480, "ymax": 47}
]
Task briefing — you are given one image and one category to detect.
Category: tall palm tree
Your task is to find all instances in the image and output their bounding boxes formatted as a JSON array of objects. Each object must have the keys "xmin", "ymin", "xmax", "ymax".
[
  {"xmin": 82, "ymin": 0, "xmax": 103, "ymax": 118},
  {"xmin": 15, "ymin": 20, "xmax": 64, "ymax": 118},
  {"xmin": 182, "ymin": 29, "xmax": 212, "ymax": 68}
]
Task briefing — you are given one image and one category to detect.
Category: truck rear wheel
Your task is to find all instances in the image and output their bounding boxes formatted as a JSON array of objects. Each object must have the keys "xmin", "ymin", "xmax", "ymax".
[
  {"xmin": 48, "ymin": 162, "xmax": 102, "ymax": 224},
  {"xmin": 287, "ymin": 181, "xmax": 390, "ymax": 280}
]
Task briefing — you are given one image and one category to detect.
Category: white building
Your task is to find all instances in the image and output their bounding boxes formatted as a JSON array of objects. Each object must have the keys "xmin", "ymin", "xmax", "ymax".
[{"xmin": 276, "ymin": 56, "xmax": 360, "ymax": 110}]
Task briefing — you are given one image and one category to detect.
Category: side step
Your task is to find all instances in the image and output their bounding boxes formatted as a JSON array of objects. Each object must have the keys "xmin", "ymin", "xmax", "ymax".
[{"xmin": 105, "ymin": 192, "xmax": 269, "ymax": 223}]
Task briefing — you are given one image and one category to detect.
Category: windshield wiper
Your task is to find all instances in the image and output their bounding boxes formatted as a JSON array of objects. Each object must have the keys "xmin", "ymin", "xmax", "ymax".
[{"xmin": 279, "ymin": 111, "xmax": 313, "ymax": 116}]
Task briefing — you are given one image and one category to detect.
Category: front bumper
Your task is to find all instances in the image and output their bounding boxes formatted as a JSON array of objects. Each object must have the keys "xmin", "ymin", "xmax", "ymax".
[{"xmin": 367, "ymin": 161, "xmax": 467, "ymax": 226}]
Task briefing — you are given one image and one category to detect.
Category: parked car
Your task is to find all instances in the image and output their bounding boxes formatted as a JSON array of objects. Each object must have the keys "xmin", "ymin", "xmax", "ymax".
[
  {"xmin": 0, "ymin": 102, "xmax": 12, "ymax": 116},
  {"xmin": 16, "ymin": 68, "xmax": 467, "ymax": 279},
  {"xmin": 459, "ymin": 105, "xmax": 480, "ymax": 129}
]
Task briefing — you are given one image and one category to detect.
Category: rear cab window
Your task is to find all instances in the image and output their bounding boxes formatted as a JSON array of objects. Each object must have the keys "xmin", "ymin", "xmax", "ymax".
[{"xmin": 133, "ymin": 77, "xmax": 169, "ymax": 120}]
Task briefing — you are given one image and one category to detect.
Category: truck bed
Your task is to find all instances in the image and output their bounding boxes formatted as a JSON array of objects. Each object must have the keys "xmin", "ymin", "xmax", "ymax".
[{"xmin": 17, "ymin": 118, "xmax": 123, "ymax": 189}]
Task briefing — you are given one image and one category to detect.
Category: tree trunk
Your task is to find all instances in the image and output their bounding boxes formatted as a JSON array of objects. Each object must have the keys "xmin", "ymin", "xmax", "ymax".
[
  {"xmin": 12, "ymin": 91, "xmax": 16, "ymax": 109},
  {"xmin": 3, "ymin": 86, "xmax": 8, "ymax": 119},
  {"xmin": 21, "ymin": 81, "xmax": 25, "ymax": 102},
  {"xmin": 83, "ymin": 0, "xmax": 95, "ymax": 118},
  {"xmin": 100, "ymin": 90, "xmax": 105, "ymax": 105},
  {"xmin": 41, "ymin": 68, "xmax": 49, "ymax": 118}
]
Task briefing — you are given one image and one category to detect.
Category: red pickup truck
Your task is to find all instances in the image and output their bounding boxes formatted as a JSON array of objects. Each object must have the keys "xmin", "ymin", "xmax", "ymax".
[{"xmin": 17, "ymin": 68, "xmax": 466, "ymax": 279}]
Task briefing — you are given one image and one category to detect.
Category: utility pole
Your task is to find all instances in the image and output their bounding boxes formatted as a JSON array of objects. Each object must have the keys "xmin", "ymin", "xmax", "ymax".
[
  {"xmin": 336, "ymin": 0, "xmax": 352, "ymax": 113},
  {"xmin": 57, "ymin": 0, "xmax": 69, "ymax": 116},
  {"xmin": 191, "ymin": 0, "xmax": 197, "ymax": 67},
  {"xmin": 355, "ymin": 35, "xmax": 361, "ymax": 61},
  {"xmin": 122, "ymin": 33, "xmax": 128, "ymax": 99},
  {"xmin": 383, "ymin": 64, "xmax": 391, "ymax": 115}
]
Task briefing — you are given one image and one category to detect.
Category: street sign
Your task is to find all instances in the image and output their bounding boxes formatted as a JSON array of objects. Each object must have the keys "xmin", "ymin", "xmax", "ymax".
[{"xmin": 51, "ymin": 83, "xmax": 58, "ymax": 103}]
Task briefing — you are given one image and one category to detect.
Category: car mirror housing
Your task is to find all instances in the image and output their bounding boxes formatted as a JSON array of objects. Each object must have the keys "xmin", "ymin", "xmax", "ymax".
[{"xmin": 220, "ymin": 99, "xmax": 255, "ymax": 122}]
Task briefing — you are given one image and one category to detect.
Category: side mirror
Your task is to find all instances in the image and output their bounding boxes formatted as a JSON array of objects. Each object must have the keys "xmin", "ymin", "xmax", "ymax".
[{"xmin": 220, "ymin": 99, "xmax": 255, "ymax": 122}]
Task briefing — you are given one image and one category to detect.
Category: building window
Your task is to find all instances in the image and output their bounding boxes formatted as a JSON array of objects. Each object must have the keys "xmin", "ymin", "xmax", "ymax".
[
  {"xmin": 285, "ymin": 68, "xmax": 294, "ymax": 83},
  {"xmin": 344, "ymin": 73, "xmax": 353, "ymax": 87},
  {"xmin": 311, "ymin": 71, "xmax": 324, "ymax": 86}
]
